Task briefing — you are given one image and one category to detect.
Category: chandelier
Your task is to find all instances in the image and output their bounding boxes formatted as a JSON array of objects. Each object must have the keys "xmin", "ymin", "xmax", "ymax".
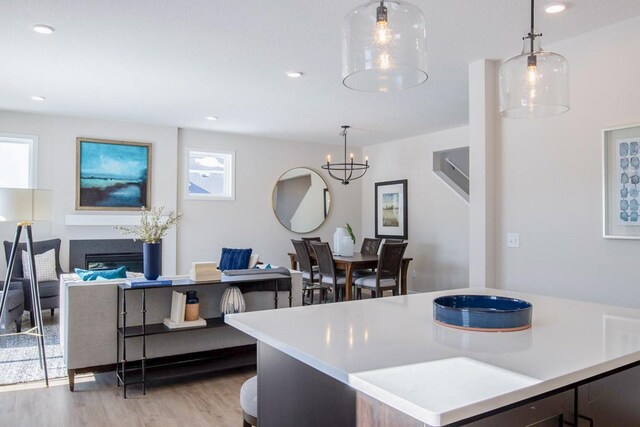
[
  {"xmin": 342, "ymin": 1, "xmax": 428, "ymax": 92},
  {"xmin": 322, "ymin": 126, "xmax": 369, "ymax": 185},
  {"xmin": 498, "ymin": 0, "xmax": 569, "ymax": 118}
]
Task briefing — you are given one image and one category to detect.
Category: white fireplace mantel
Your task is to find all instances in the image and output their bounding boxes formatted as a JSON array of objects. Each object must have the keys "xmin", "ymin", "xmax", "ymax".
[{"xmin": 65, "ymin": 214, "xmax": 141, "ymax": 226}]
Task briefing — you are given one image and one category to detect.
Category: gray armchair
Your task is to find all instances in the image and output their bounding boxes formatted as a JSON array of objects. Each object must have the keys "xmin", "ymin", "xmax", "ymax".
[
  {"xmin": 0, "ymin": 281, "xmax": 24, "ymax": 332},
  {"xmin": 3, "ymin": 238, "xmax": 63, "ymax": 327}
]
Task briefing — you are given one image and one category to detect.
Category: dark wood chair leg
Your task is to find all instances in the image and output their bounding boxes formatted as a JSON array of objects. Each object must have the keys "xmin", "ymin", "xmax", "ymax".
[
  {"xmin": 29, "ymin": 311, "xmax": 35, "ymax": 328},
  {"xmin": 68, "ymin": 369, "xmax": 75, "ymax": 391},
  {"xmin": 15, "ymin": 319, "xmax": 21, "ymax": 333},
  {"xmin": 50, "ymin": 308, "xmax": 54, "ymax": 316}
]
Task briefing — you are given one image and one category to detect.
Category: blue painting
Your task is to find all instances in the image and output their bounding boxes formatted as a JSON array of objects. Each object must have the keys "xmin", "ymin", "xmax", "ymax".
[{"xmin": 76, "ymin": 138, "xmax": 151, "ymax": 210}]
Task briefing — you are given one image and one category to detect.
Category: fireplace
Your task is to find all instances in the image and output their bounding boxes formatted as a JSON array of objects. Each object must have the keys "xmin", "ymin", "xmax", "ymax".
[
  {"xmin": 69, "ymin": 239, "xmax": 147, "ymax": 273},
  {"xmin": 85, "ymin": 252, "xmax": 143, "ymax": 272}
]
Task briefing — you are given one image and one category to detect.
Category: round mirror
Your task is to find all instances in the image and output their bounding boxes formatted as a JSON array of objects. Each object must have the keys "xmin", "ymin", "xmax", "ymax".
[{"xmin": 272, "ymin": 167, "xmax": 330, "ymax": 233}]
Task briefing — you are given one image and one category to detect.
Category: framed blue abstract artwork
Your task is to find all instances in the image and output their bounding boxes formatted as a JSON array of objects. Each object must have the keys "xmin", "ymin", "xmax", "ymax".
[
  {"xmin": 76, "ymin": 138, "xmax": 151, "ymax": 210},
  {"xmin": 603, "ymin": 124, "xmax": 640, "ymax": 239}
]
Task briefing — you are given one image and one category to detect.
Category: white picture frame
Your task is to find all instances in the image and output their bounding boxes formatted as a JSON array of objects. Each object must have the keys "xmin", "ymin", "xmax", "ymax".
[{"xmin": 603, "ymin": 123, "xmax": 640, "ymax": 239}]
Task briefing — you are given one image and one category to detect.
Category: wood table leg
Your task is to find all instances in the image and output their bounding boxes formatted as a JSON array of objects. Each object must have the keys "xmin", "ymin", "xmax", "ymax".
[
  {"xmin": 400, "ymin": 260, "xmax": 411, "ymax": 295},
  {"xmin": 345, "ymin": 264, "xmax": 354, "ymax": 301}
]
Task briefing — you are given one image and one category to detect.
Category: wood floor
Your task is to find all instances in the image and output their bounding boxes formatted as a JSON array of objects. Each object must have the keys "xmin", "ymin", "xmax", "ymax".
[{"xmin": 0, "ymin": 367, "xmax": 256, "ymax": 427}]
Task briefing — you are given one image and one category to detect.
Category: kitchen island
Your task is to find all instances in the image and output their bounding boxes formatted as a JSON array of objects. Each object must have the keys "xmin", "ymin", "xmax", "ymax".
[{"xmin": 225, "ymin": 288, "xmax": 640, "ymax": 426}]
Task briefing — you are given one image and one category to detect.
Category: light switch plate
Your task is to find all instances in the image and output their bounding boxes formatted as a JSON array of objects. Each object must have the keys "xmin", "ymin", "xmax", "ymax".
[{"xmin": 507, "ymin": 233, "xmax": 520, "ymax": 248}]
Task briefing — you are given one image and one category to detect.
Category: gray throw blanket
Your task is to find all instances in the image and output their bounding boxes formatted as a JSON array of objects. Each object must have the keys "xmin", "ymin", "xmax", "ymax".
[{"xmin": 223, "ymin": 266, "xmax": 291, "ymax": 277}]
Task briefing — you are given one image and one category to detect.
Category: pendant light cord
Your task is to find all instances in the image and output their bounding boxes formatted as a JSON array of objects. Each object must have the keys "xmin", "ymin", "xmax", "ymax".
[
  {"xmin": 524, "ymin": 0, "xmax": 542, "ymax": 53},
  {"xmin": 343, "ymin": 127, "xmax": 348, "ymax": 183},
  {"xmin": 529, "ymin": 0, "xmax": 535, "ymax": 53}
]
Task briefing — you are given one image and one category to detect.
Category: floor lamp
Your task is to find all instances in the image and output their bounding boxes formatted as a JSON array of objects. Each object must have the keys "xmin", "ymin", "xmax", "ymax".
[{"xmin": 0, "ymin": 188, "xmax": 53, "ymax": 386}]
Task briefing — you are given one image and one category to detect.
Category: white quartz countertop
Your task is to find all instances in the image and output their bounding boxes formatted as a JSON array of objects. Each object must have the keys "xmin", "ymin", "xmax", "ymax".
[{"xmin": 225, "ymin": 288, "xmax": 640, "ymax": 426}]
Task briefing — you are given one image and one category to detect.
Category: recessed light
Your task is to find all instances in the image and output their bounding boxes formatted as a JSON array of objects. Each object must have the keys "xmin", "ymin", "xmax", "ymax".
[
  {"xmin": 206, "ymin": 116, "xmax": 218, "ymax": 121},
  {"xmin": 286, "ymin": 71, "xmax": 304, "ymax": 78},
  {"xmin": 33, "ymin": 24, "xmax": 55, "ymax": 34},
  {"xmin": 31, "ymin": 96, "xmax": 46, "ymax": 101},
  {"xmin": 544, "ymin": 3, "xmax": 567, "ymax": 14}
]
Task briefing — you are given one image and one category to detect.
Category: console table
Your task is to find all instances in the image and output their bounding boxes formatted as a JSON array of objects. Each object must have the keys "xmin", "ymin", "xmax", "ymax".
[{"xmin": 116, "ymin": 273, "xmax": 291, "ymax": 398}]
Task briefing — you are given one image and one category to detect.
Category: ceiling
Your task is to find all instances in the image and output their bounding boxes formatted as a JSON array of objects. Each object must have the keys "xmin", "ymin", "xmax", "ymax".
[{"xmin": 1, "ymin": 1, "xmax": 640, "ymax": 146}]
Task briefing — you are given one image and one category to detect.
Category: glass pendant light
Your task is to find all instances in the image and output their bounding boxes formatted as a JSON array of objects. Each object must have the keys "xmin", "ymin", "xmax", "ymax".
[
  {"xmin": 342, "ymin": 1, "xmax": 428, "ymax": 92},
  {"xmin": 499, "ymin": 0, "xmax": 569, "ymax": 118}
]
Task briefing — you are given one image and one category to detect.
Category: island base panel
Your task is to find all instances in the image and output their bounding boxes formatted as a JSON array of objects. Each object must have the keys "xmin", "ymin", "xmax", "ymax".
[
  {"xmin": 257, "ymin": 342, "xmax": 577, "ymax": 427},
  {"xmin": 257, "ymin": 342, "xmax": 357, "ymax": 427}
]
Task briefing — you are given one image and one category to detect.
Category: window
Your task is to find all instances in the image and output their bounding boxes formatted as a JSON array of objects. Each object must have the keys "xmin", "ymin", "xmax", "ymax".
[
  {"xmin": 185, "ymin": 148, "xmax": 235, "ymax": 200},
  {"xmin": 0, "ymin": 133, "xmax": 38, "ymax": 188}
]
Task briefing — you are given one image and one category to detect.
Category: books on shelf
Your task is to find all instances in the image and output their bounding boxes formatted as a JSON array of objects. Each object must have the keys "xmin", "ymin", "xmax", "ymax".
[
  {"xmin": 165, "ymin": 290, "xmax": 206, "ymax": 329},
  {"xmin": 170, "ymin": 291, "xmax": 186, "ymax": 323},
  {"xmin": 189, "ymin": 261, "xmax": 221, "ymax": 282},
  {"xmin": 163, "ymin": 317, "xmax": 207, "ymax": 329},
  {"xmin": 125, "ymin": 278, "xmax": 173, "ymax": 288}
]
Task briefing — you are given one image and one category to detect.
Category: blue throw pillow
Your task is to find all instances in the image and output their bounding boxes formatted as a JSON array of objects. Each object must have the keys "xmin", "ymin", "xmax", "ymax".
[
  {"xmin": 74, "ymin": 266, "xmax": 127, "ymax": 281},
  {"xmin": 219, "ymin": 248, "xmax": 252, "ymax": 271}
]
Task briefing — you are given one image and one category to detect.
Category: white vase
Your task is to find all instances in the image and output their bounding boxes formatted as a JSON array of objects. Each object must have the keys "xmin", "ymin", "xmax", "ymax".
[
  {"xmin": 340, "ymin": 236, "xmax": 354, "ymax": 257},
  {"xmin": 220, "ymin": 286, "xmax": 246, "ymax": 317},
  {"xmin": 334, "ymin": 227, "xmax": 349, "ymax": 255}
]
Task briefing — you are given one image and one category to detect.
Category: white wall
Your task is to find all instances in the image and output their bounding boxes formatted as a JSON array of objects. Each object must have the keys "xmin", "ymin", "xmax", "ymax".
[
  {"xmin": 362, "ymin": 126, "xmax": 470, "ymax": 293},
  {"xmin": 177, "ymin": 128, "xmax": 362, "ymax": 274},
  {"xmin": 496, "ymin": 17, "xmax": 640, "ymax": 307},
  {"xmin": 0, "ymin": 112, "xmax": 362, "ymax": 278},
  {"xmin": 0, "ymin": 110, "xmax": 179, "ymax": 276}
]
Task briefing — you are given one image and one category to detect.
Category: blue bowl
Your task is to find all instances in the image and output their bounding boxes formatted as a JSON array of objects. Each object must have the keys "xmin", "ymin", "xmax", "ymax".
[{"xmin": 433, "ymin": 295, "xmax": 532, "ymax": 332}]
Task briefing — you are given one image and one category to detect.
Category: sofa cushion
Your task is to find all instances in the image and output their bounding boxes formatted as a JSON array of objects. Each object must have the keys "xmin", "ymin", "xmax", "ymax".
[
  {"xmin": 21, "ymin": 248, "xmax": 58, "ymax": 282},
  {"xmin": 219, "ymin": 248, "xmax": 252, "ymax": 271},
  {"xmin": 74, "ymin": 266, "xmax": 127, "ymax": 281},
  {"xmin": 248, "ymin": 253, "xmax": 260, "ymax": 269}
]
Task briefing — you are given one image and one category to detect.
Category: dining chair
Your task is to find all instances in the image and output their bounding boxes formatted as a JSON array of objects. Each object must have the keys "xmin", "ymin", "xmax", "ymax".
[
  {"xmin": 384, "ymin": 239, "xmax": 404, "ymax": 245},
  {"xmin": 360, "ymin": 238, "xmax": 382, "ymax": 256},
  {"xmin": 310, "ymin": 242, "xmax": 346, "ymax": 302},
  {"xmin": 301, "ymin": 237, "xmax": 322, "ymax": 263},
  {"xmin": 352, "ymin": 238, "xmax": 383, "ymax": 279},
  {"xmin": 291, "ymin": 240, "xmax": 328, "ymax": 305},
  {"xmin": 354, "ymin": 242, "xmax": 408, "ymax": 299}
]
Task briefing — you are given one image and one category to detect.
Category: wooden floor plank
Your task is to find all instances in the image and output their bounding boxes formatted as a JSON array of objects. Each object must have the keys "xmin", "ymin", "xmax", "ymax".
[{"xmin": 0, "ymin": 367, "xmax": 256, "ymax": 427}]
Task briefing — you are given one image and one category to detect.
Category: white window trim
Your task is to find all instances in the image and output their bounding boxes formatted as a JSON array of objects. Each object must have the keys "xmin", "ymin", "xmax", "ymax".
[
  {"xmin": 0, "ymin": 132, "xmax": 38, "ymax": 188},
  {"xmin": 184, "ymin": 147, "xmax": 236, "ymax": 201}
]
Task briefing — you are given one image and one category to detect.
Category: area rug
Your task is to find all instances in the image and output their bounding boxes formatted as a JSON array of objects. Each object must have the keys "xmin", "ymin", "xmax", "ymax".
[{"xmin": 0, "ymin": 316, "xmax": 66, "ymax": 386}]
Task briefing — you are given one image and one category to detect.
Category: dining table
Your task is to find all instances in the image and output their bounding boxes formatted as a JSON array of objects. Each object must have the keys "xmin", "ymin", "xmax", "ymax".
[{"xmin": 287, "ymin": 251, "xmax": 413, "ymax": 301}]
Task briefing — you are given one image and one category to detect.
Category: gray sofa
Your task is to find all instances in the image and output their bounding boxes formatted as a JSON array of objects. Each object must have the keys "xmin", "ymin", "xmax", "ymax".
[
  {"xmin": 3, "ymin": 238, "xmax": 63, "ymax": 326},
  {"xmin": 60, "ymin": 267, "xmax": 302, "ymax": 391}
]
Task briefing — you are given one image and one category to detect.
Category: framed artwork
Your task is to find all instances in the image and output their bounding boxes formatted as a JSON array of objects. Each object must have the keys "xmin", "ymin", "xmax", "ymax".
[
  {"xmin": 375, "ymin": 179, "xmax": 408, "ymax": 239},
  {"xmin": 76, "ymin": 138, "xmax": 151, "ymax": 211},
  {"xmin": 603, "ymin": 124, "xmax": 640, "ymax": 238}
]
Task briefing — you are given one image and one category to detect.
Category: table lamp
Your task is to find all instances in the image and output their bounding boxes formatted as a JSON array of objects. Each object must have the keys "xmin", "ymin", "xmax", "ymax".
[{"xmin": 0, "ymin": 188, "xmax": 53, "ymax": 386}]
